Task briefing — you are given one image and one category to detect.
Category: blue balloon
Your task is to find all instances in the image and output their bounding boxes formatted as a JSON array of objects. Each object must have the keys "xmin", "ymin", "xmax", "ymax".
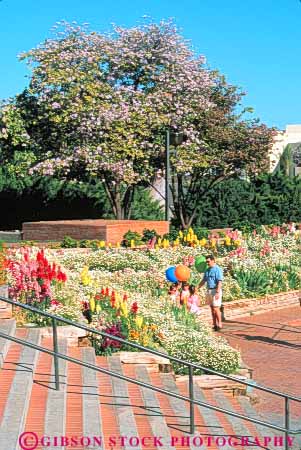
[{"xmin": 165, "ymin": 266, "xmax": 178, "ymax": 282}]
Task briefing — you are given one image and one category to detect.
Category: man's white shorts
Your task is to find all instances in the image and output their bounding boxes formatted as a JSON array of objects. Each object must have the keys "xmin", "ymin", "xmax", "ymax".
[{"xmin": 206, "ymin": 289, "xmax": 222, "ymax": 307}]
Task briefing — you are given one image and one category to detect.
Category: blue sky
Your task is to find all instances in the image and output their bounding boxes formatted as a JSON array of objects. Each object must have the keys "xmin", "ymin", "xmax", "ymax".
[{"xmin": 0, "ymin": 0, "xmax": 300, "ymax": 130}]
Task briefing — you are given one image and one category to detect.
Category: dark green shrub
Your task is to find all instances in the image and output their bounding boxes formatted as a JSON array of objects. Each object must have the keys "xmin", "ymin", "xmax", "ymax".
[
  {"xmin": 142, "ymin": 229, "xmax": 160, "ymax": 242},
  {"xmin": 163, "ymin": 227, "xmax": 178, "ymax": 241},
  {"xmin": 122, "ymin": 230, "xmax": 143, "ymax": 247},
  {"xmin": 61, "ymin": 236, "xmax": 78, "ymax": 248},
  {"xmin": 194, "ymin": 227, "xmax": 210, "ymax": 239}
]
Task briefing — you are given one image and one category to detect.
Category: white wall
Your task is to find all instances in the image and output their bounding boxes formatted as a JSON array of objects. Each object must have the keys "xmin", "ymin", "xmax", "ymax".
[{"xmin": 270, "ymin": 125, "xmax": 301, "ymax": 172}]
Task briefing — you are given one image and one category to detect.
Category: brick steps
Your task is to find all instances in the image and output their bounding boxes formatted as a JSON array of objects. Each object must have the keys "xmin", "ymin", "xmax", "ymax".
[
  {"xmin": 81, "ymin": 348, "xmax": 103, "ymax": 444},
  {"xmin": 0, "ymin": 328, "xmax": 41, "ymax": 450},
  {"xmin": 23, "ymin": 337, "xmax": 53, "ymax": 450},
  {"xmin": 0, "ymin": 319, "xmax": 16, "ymax": 367},
  {"xmin": 0, "ymin": 320, "xmax": 299, "ymax": 450}
]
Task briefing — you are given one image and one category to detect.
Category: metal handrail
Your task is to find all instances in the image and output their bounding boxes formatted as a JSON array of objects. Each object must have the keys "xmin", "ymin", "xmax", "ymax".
[
  {"xmin": 2, "ymin": 296, "xmax": 300, "ymax": 400},
  {"xmin": 0, "ymin": 329, "xmax": 298, "ymax": 436},
  {"xmin": 1, "ymin": 295, "xmax": 300, "ymax": 447}
]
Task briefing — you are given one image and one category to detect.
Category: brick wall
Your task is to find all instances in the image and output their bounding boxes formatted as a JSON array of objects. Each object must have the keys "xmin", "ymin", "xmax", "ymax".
[
  {"xmin": 200, "ymin": 290, "xmax": 301, "ymax": 322},
  {"xmin": 22, "ymin": 220, "xmax": 169, "ymax": 244}
]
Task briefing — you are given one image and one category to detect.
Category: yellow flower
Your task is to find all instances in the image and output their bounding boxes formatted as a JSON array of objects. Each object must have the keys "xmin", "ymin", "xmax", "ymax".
[
  {"xmin": 81, "ymin": 266, "xmax": 92, "ymax": 286},
  {"xmin": 173, "ymin": 238, "xmax": 179, "ymax": 247},
  {"xmin": 130, "ymin": 239, "xmax": 135, "ymax": 248},
  {"xmin": 234, "ymin": 239, "xmax": 241, "ymax": 247},
  {"xmin": 162, "ymin": 239, "xmax": 169, "ymax": 248},
  {"xmin": 89, "ymin": 296, "xmax": 95, "ymax": 313},
  {"xmin": 141, "ymin": 336, "xmax": 150, "ymax": 346},
  {"xmin": 116, "ymin": 242, "xmax": 120, "ymax": 248},
  {"xmin": 188, "ymin": 227, "xmax": 193, "ymax": 234},
  {"xmin": 120, "ymin": 301, "xmax": 128, "ymax": 317},
  {"xmin": 178, "ymin": 230, "xmax": 183, "ymax": 238},
  {"xmin": 225, "ymin": 237, "xmax": 231, "ymax": 246},
  {"xmin": 200, "ymin": 238, "xmax": 207, "ymax": 246},
  {"xmin": 95, "ymin": 303, "xmax": 101, "ymax": 314},
  {"xmin": 135, "ymin": 315, "xmax": 144, "ymax": 328}
]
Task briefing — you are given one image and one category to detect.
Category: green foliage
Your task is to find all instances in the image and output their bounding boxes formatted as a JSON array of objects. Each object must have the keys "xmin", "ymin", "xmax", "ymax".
[
  {"xmin": 0, "ymin": 176, "xmax": 111, "ymax": 230},
  {"xmin": 277, "ymin": 144, "xmax": 295, "ymax": 177},
  {"xmin": 61, "ymin": 236, "xmax": 78, "ymax": 248},
  {"xmin": 130, "ymin": 188, "xmax": 164, "ymax": 220},
  {"xmin": 187, "ymin": 173, "xmax": 301, "ymax": 229},
  {"xmin": 163, "ymin": 227, "xmax": 179, "ymax": 241},
  {"xmin": 142, "ymin": 229, "xmax": 161, "ymax": 242},
  {"xmin": 170, "ymin": 304, "xmax": 200, "ymax": 330},
  {"xmin": 193, "ymin": 227, "xmax": 210, "ymax": 239},
  {"xmin": 232, "ymin": 269, "xmax": 271, "ymax": 297},
  {"xmin": 232, "ymin": 265, "xmax": 301, "ymax": 297},
  {"xmin": 122, "ymin": 230, "xmax": 143, "ymax": 247}
]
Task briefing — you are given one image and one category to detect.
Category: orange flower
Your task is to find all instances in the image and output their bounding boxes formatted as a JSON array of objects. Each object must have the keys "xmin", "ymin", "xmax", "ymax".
[{"xmin": 129, "ymin": 330, "xmax": 139, "ymax": 340}]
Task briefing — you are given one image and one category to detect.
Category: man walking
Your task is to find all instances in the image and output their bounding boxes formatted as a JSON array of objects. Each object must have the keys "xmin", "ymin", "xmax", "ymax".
[{"xmin": 199, "ymin": 255, "xmax": 223, "ymax": 331}]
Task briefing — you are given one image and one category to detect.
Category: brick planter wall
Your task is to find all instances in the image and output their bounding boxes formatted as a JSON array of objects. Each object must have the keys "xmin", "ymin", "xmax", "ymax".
[
  {"xmin": 200, "ymin": 290, "xmax": 301, "ymax": 322},
  {"xmin": 22, "ymin": 219, "xmax": 169, "ymax": 244}
]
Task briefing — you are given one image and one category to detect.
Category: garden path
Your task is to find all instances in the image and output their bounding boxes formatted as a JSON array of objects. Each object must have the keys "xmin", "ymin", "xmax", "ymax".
[{"xmin": 220, "ymin": 305, "xmax": 301, "ymax": 420}]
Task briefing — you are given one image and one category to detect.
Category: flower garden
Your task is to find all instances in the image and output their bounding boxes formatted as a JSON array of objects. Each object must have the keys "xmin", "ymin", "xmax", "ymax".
[{"xmin": 1, "ymin": 223, "xmax": 300, "ymax": 376}]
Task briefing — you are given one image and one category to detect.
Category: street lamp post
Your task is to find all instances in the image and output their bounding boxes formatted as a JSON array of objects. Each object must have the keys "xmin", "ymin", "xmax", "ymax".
[
  {"xmin": 165, "ymin": 129, "xmax": 184, "ymax": 222},
  {"xmin": 165, "ymin": 129, "xmax": 171, "ymax": 222}
]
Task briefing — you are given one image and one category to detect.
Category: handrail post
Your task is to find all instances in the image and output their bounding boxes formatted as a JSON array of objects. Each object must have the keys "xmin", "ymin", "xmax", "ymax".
[
  {"xmin": 52, "ymin": 318, "xmax": 60, "ymax": 391},
  {"xmin": 189, "ymin": 365, "xmax": 195, "ymax": 434},
  {"xmin": 285, "ymin": 397, "xmax": 290, "ymax": 450}
]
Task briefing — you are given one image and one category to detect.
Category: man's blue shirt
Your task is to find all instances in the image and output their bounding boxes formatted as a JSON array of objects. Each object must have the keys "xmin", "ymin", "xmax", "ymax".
[{"xmin": 203, "ymin": 265, "xmax": 223, "ymax": 289}]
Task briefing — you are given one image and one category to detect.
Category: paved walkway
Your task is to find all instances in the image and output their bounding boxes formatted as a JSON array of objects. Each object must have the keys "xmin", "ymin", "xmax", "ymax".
[{"xmin": 220, "ymin": 305, "xmax": 301, "ymax": 417}]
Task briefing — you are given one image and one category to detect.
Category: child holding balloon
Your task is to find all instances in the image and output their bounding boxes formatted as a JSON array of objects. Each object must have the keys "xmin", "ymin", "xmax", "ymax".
[
  {"xmin": 180, "ymin": 283, "xmax": 190, "ymax": 306},
  {"xmin": 168, "ymin": 283, "xmax": 180, "ymax": 305},
  {"xmin": 187, "ymin": 286, "xmax": 201, "ymax": 315},
  {"xmin": 165, "ymin": 265, "xmax": 191, "ymax": 307}
]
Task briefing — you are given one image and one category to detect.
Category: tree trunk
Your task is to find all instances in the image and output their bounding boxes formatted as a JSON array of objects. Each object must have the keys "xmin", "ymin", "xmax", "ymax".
[
  {"xmin": 115, "ymin": 189, "xmax": 123, "ymax": 219},
  {"xmin": 102, "ymin": 180, "xmax": 138, "ymax": 220},
  {"xmin": 170, "ymin": 172, "xmax": 226, "ymax": 229},
  {"xmin": 123, "ymin": 186, "xmax": 134, "ymax": 219},
  {"xmin": 103, "ymin": 180, "xmax": 124, "ymax": 219}
]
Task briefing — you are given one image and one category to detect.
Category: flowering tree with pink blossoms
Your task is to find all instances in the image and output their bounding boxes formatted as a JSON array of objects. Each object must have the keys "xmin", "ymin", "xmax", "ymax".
[
  {"xmin": 16, "ymin": 20, "xmax": 212, "ymax": 219},
  {"xmin": 1, "ymin": 20, "xmax": 276, "ymax": 226}
]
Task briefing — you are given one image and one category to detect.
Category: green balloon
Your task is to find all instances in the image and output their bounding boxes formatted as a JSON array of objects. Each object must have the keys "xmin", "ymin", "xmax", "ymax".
[
  {"xmin": 194, "ymin": 255, "xmax": 207, "ymax": 273},
  {"xmin": 195, "ymin": 255, "xmax": 206, "ymax": 265}
]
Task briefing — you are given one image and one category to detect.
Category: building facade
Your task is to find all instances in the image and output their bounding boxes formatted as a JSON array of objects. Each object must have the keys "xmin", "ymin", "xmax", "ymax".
[{"xmin": 271, "ymin": 124, "xmax": 301, "ymax": 175}]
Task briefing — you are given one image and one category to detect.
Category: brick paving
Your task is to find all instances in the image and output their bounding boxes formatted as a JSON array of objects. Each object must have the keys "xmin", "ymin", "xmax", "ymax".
[{"xmin": 219, "ymin": 305, "xmax": 301, "ymax": 417}]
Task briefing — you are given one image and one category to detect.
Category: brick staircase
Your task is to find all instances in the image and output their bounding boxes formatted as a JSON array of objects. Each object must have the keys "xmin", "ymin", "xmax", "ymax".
[{"xmin": 0, "ymin": 319, "xmax": 300, "ymax": 450}]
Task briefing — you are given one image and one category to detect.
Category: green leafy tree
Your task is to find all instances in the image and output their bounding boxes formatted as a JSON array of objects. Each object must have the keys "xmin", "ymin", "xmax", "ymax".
[{"xmin": 168, "ymin": 74, "xmax": 276, "ymax": 227}]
